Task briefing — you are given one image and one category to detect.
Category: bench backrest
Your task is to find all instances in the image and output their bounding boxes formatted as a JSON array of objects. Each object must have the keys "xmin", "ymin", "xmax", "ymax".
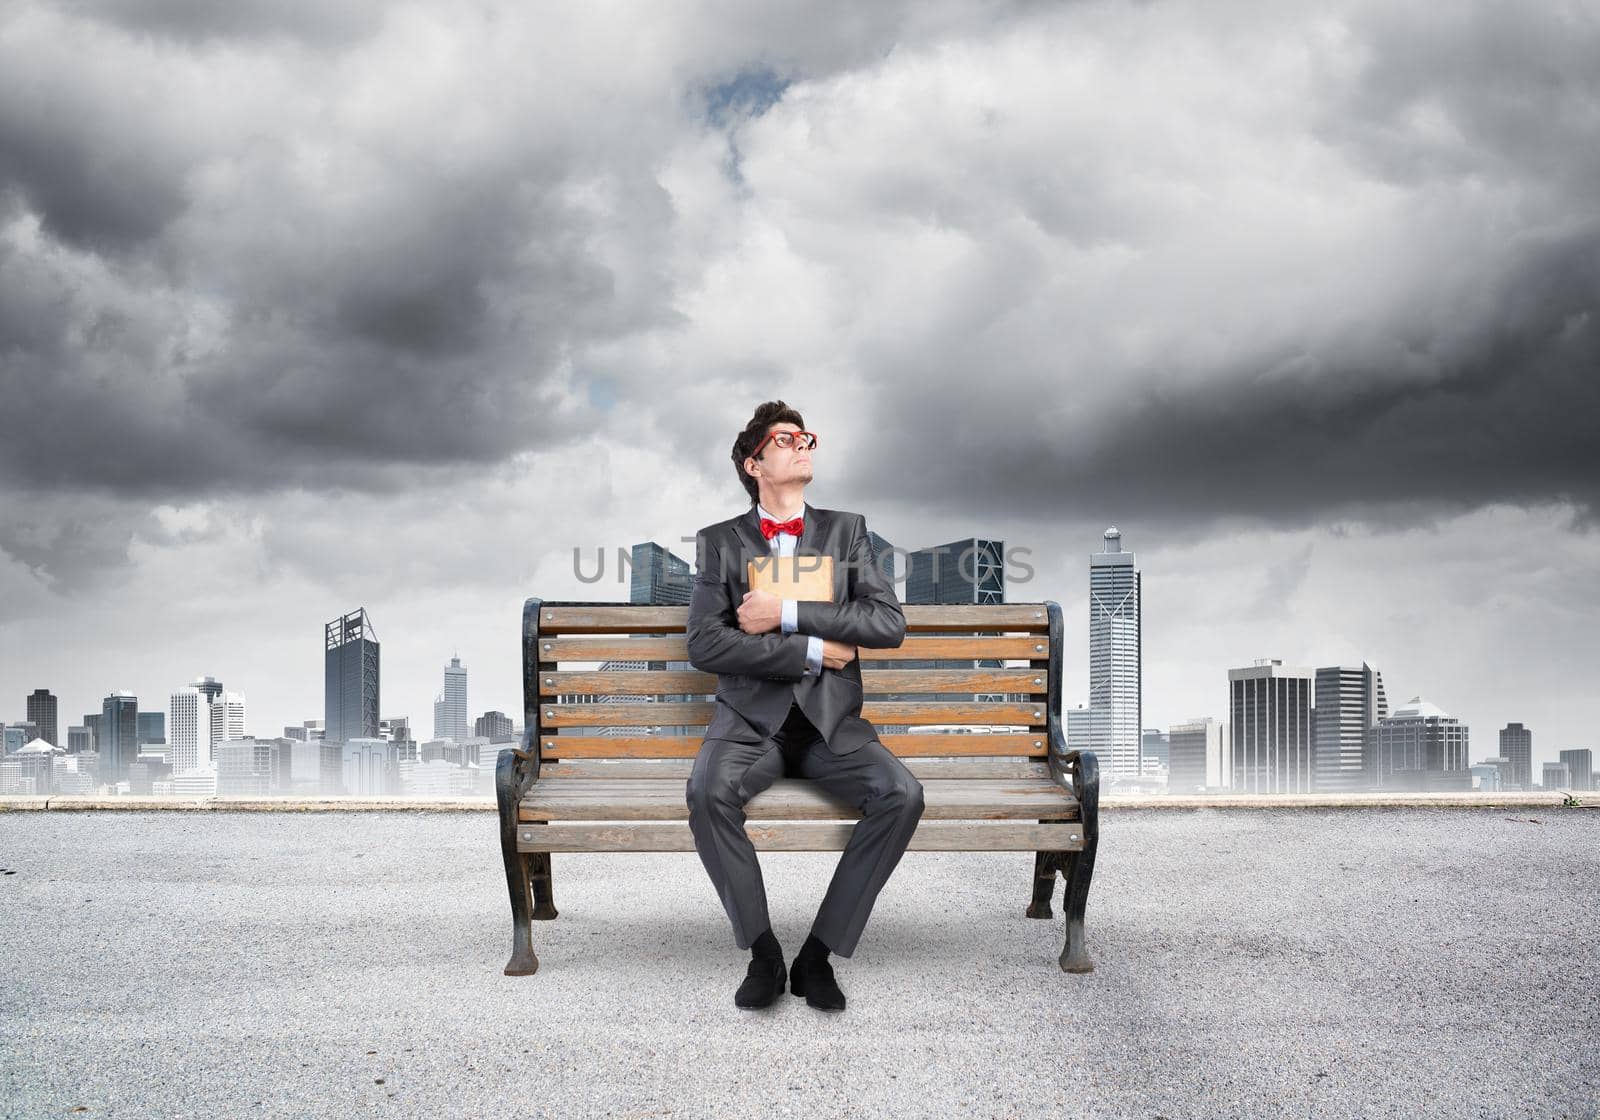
[{"xmin": 522, "ymin": 601, "xmax": 1065, "ymax": 773}]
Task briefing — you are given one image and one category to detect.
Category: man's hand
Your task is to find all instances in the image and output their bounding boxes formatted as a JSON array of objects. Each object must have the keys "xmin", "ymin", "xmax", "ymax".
[
  {"xmin": 820, "ymin": 639, "xmax": 857, "ymax": 670},
  {"xmin": 737, "ymin": 589, "xmax": 783, "ymax": 635}
]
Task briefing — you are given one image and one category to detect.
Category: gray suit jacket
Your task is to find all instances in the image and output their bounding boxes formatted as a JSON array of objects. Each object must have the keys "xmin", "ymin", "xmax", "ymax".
[{"xmin": 687, "ymin": 504, "xmax": 906, "ymax": 755}]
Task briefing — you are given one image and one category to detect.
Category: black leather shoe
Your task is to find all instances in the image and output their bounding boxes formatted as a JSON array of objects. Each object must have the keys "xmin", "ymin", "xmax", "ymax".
[
  {"xmin": 788, "ymin": 955, "xmax": 846, "ymax": 1012},
  {"xmin": 734, "ymin": 954, "xmax": 786, "ymax": 1009}
]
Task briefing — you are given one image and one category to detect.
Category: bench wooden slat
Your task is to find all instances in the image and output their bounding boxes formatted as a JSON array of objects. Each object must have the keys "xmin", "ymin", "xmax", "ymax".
[
  {"xmin": 540, "ymin": 757, "xmax": 1054, "ymax": 780},
  {"xmin": 538, "ymin": 732, "xmax": 1049, "ymax": 759},
  {"xmin": 538, "ymin": 668, "xmax": 1048, "ymax": 697},
  {"xmin": 517, "ymin": 777, "xmax": 1076, "ymax": 821},
  {"xmin": 516, "ymin": 820, "xmax": 1087, "ymax": 852},
  {"xmin": 537, "ymin": 700, "xmax": 1048, "ymax": 728},
  {"xmin": 535, "ymin": 636, "xmax": 1053, "ymax": 662},
  {"xmin": 534, "ymin": 604, "xmax": 1051, "ymax": 634}
]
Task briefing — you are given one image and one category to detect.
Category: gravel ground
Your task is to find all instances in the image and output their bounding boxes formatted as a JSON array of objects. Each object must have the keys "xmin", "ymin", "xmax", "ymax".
[{"xmin": 1, "ymin": 807, "xmax": 1596, "ymax": 1119}]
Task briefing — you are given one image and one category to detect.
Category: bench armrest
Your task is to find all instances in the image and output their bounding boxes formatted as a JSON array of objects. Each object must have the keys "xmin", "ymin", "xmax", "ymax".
[
  {"xmin": 1048, "ymin": 721, "xmax": 1099, "ymax": 839},
  {"xmin": 496, "ymin": 725, "xmax": 542, "ymax": 815}
]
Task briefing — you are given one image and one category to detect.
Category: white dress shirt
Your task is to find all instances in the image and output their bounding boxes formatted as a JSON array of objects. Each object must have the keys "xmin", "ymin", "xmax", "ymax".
[{"xmin": 756, "ymin": 500, "xmax": 825, "ymax": 676}]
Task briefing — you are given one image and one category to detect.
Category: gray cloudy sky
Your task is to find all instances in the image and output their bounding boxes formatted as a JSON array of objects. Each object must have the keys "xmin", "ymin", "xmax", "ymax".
[{"xmin": 2, "ymin": 0, "xmax": 1597, "ymax": 766}]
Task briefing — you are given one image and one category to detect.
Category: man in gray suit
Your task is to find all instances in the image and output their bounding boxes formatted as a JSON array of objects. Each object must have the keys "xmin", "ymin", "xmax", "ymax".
[{"xmin": 686, "ymin": 400, "xmax": 924, "ymax": 1013}]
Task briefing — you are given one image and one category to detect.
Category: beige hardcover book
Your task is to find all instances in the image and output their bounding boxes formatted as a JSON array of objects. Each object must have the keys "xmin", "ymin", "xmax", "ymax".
[{"xmin": 747, "ymin": 554, "xmax": 835, "ymax": 601}]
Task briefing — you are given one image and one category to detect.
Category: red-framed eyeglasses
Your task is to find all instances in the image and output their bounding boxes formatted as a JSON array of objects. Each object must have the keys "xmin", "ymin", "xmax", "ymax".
[{"xmin": 750, "ymin": 429, "xmax": 818, "ymax": 457}]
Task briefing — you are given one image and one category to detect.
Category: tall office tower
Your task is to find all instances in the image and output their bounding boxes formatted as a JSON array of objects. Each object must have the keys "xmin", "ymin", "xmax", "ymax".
[
  {"xmin": 1558, "ymin": 749, "xmax": 1594, "ymax": 792},
  {"xmin": 1228, "ymin": 660, "xmax": 1314, "ymax": 794},
  {"xmin": 475, "ymin": 711, "xmax": 515, "ymax": 743},
  {"xmin": 432, "ymin": 656, "xmax": 469, "ymax": 743},
  {"xmin": 169, "ymin": 688, "xmax": 214, "ymax": 773},
  {"xmin": 630, "ymin": 542, "xmax": 694, "ymax": 605},
  {"xmin": 1312, "ymin": 663, "xmax": 1388, "ymax": 794},
  {"xmin": 1371, "ymin": 697, "xmax": 1471, "ymax": 791},
  {"xmin": 83, "ymin": 713, "xmax": 101, "ymax": 750},
  {"xmin": 136, "ymin": 711, "xmax": 166, "ymax": 747},
  {"xmin": 1090, "ymin": 528, "xmax": 1142, "ymax": 779},
  {"xmin": 100, "ymin": 691, "xmax": 140, "ymax": 786},
  {"xmin": 1542, "ymin": 761, "xmax": 1571, "ymax": 789},
  {"xmin": 191, "ymin": 676, "xmax": 224, "ymax": 704},
  {"xmin": 67, "ymin": 726, "xmax": 92, "ymax": 753},
  {"xmin": 1168, "ymin": 718, "xmax": 1231, "ymax": 793},
  {"xmin": 906, "ymin": 537, "xmax": 1005, "ymax": 604},
  {"xmin": 1498, "ymin": 724, "xmax": 1533, "ymax": 791},
  {"xmin": 210, "ymin": 691, "xmax": 247, "ymax": 743},
  {"xmin": 26, "ymin": 689, "xmax": 58, "ymax": 747},
  {"xmin": 325, "ymin": 609, "xmax": 380, "ymax": 744}
]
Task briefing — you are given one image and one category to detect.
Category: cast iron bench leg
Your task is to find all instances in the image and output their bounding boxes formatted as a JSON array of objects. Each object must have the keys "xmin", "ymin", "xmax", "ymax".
[
  {"xmin": 530, "ymin": 850, "xmax": 558, "ymax": 920},
  {"xmin": 1026, "ymin": 849, "xmax": 1060, "ymax": 919},
  {"xmin": 1057, "ymin": 749, "xmax": 1099, "ymax": 973},
  {"xmin": 1059, "ymin": 843, "xmax": 1097, "ymax": 972},
  {"xmin": 497, "ymin": 748, "xmax": 541, "ymax": 976}
]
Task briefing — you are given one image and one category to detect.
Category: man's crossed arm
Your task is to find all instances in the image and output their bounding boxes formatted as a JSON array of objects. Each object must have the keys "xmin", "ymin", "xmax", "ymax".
[{"xmin": 685, "ymin": 515, "xmax": 906, "ymax": 680}]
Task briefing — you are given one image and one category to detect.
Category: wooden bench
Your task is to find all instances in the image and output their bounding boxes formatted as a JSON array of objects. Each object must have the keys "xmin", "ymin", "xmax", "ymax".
[{"xmin": 495, "ymin": 599, "xmax": 1100, "ymax": 977}]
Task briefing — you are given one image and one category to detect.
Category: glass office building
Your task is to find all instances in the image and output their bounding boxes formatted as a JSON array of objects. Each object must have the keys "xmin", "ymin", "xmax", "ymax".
[
  {"xmin": 1090, "ymin": 528, "xmax": 1141, "ymax": 779},
  {"xmin": 325, "ymin": 609, "xmax": 381, "ymax": 744}
]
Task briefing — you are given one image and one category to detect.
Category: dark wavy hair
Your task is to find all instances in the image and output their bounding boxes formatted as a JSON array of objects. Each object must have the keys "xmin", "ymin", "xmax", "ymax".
[{"xmin": 731, "ymin": 400, "xmax": 806, "ymax": 505}]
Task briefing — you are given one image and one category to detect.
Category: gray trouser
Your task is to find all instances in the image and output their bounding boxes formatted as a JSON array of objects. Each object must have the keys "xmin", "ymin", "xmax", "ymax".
[{"xmin": 685, "ymin": 700, "xmax": 926, "ymax": 958}]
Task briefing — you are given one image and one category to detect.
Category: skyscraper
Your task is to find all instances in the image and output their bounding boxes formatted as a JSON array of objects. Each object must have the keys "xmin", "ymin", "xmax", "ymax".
[
  {"xmin": 192, "ymin": 676, "xmax": 224, "ymax": 704},
  {"xmin": 169, "ymin": 688, "xmax": 213, "ymax": 773},
  {"xmin": 325, "ymin": 609, "xmax": 380, "ymax": 744},
  {"xmin": 1228, "ymin": 660, "xmax": 1314, "ymax": 794},
  {"xmin": 475, "ymin": 711, "xmax": 515, "ymax": 743},
  {"xmin": 1498, "ymin": 723, "xmax": 1533, "ymax": 791},
  {"xmin": 1090, "ymin": 528, "xmax": 1141, "ymax": 778},
  {"xmin": 906, "ymin": 537, "xmax": 1005, "ymax": 604},
  {"xmin": 210, "ymin": 691, "xmax": 247, "ymax": 743},
  {"xmin": 629, "ymin": 542, "xmax": 693, "ymax": 605},
  {"xmin": 432, "ymin": 655, "xmax": 469, "ymax": 743},
  {"xmin": 136, "ymin": 711, "xmax": 166, "ymax": 747},
  {"xmin": 26, "ymin": 689, "xmax": 58, "ymax": 747},
  {"xmin": 1313, "ymin": 664, "xmax": 1388, "ymax": 794},
  {"xmin": 100, "ymin": 691, "xmax": 139, "ymax": 787},
  {"xmin": 1371, "ymin": 697, "xmax": 1471, "ymax": 791},
  {"xmin": 1558, "ymin": 749, "xmax": 1593, "ymax": 792}
]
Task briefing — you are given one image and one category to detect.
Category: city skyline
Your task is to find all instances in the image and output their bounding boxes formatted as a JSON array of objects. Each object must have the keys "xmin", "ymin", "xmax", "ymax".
[{"xmin": 6, "ymin": 519, "xmax": 1593, "ymax": 783}]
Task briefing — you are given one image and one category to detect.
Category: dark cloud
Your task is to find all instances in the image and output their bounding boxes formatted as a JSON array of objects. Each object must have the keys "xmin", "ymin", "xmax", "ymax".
[
  {"xmin": 60, "ymin": 0, "xmax": 388, "ymax": 46},
  {"xmin": 855, "ymin": 226, "xmax": 1600, "ymax": 526}
]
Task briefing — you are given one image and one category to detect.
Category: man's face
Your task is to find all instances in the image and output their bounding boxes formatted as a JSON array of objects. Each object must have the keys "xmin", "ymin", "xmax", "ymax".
[{"xmin": 748, "ymin": 423, "xmax": 813, "ymax": 488}]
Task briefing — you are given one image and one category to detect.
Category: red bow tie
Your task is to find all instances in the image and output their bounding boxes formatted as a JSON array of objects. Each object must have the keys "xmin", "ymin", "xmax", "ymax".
[{"xmin": 759, "ymin": 516, "xmax": 804, "ymax": 541}]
